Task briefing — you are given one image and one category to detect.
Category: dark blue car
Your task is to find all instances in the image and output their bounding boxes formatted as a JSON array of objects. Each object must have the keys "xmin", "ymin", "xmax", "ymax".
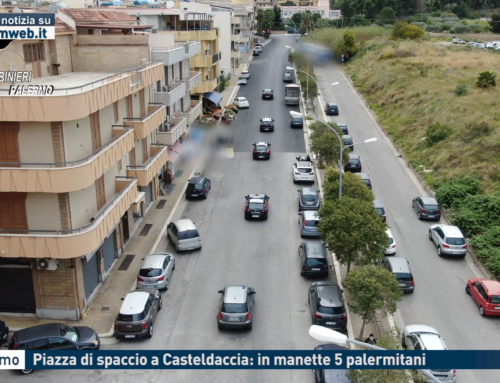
[
  {"xmin": 186, "ymin": 177, "xmax": 211, "ymax": 199},
  {"xmin": 291, "ymin": 116, "xmax": 304, "ymax": 129}
]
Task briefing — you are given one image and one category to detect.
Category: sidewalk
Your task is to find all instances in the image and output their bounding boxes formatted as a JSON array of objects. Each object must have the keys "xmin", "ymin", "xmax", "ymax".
[{"xmin": 0, "ymin": 43, "xmax": 262, "ymax": 341}]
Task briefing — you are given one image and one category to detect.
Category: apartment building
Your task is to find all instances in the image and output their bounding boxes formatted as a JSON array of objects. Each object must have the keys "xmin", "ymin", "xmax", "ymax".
[
  {"xmin": 278, "ymin": 0, "xmax": 318, "ymax": 6},
  {"xmin": 228, "ymin": 2, "xmax": 255, "ymax": 68},
  {"xmin": 281, "ymin": 1, "xmax": 342, "ymax": 20},
  {"xmin": 0, "ymin": 9, "xmax": 168, "ymax": 320}
]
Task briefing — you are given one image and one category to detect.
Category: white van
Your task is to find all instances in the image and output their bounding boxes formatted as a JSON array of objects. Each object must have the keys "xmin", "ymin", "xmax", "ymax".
[{"xmin": 167, "ymin": 219, "xmax": 202, "ymax": 252}]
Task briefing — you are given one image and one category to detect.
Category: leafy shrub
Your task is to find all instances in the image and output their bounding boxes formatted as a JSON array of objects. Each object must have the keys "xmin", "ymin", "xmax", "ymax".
[
  {"xmin": 392, "ymin": 21, "xmax": 425, "ymax": 40},
  {"xmin": 426, "ymin": 123, "xmax": 452, "ymax": 146},
  {"xmin": 470, "ymin": 226, "xmax": 500, "ymax": 276},
  {"xmin": 450, "ymin": 194, "xmax": 500, "ymax": 236},
  {"xmin": 441, "ymin": 23, "xmax": 451, "ymax": 31},
  {"xmin": 426, "ymin": 24, "xmax": 442, "ymax": 32},
  {"xmin": 431, "ymin": 12, "xmax": 441, "ymax": 17},
  {"xmin": 412, "ymin": 22, "xmax": 427, "ymax": 30},
  {"xmin": 452, "ymin": 24, "xmax": 470, "ymax": 34},
  {"xmin": 476, "ymin": 71, "xmax": 496, "ymax": 88},
  {"xmin": 455, "ymin": 83, "xmax": 467, "ymax": 96},
  {"xmin": 459, "ymin": 121, "xmax": 491, "ymax": 143},
  {"xmin": 435, "ymin": 175, "xmax": 482, "ymax": 208}
]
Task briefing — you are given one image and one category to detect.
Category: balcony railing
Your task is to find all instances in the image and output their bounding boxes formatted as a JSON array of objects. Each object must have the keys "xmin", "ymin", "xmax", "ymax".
[
  {"xmin": 174, "ymin": 29, "xmax": 218, "ymax": 42},
  {"xmin": 151, "ymin": 41, "xmax": 201, "ymax": 66},
  {"xmin": 153, "ymin": 82, "xmax": 186, "ymax": 108},
  {"xmin": 231, "ymin": 16, "xmax": 240, "ymax": 25},
  {"xmin": 0, "ymin": 177, "xmax": 138, "ymax": 259},
  {"xmin": 192, "ymin": 80, "xmax": 218, "ymax": 94},
  {"xmin": 127, "ymin": 145, "xmax": 168, "ymax": 186},
  {"xmin": 231, "ymin": 50, "xmax": 241, "ymax": 59},
  {"xmin": 231, "ymin": 34, "xmax": 250, "ymax": 43},
  {"xmin": 179, "ymin": 100, "xmax": 202, "ymax": 125},
  {"xmin": 212, "ymin": 52, "xmax": 221, "ymax": 65},
  {"xmin": 192, "ymin": 54, "xmax": 215, "ymax": 68},
  {"xmin": 179, "ymin": 71, "xmax": 201, "ymax": 92},
  {"xmin": 123, "ymin": 103, "xmax": 166, "ymax": 139},
  {"xmin": 155, "ymin": 117, "xmax": 188, "ymax": 146},
  {"xmin": 0, "ymin": 127, "xmax": 135, "ymax": 193}
]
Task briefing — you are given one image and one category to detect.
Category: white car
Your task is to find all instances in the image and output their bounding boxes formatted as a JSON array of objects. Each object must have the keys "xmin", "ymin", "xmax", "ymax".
[
  {"xmin": 292, "ymin": 161, "xmax": 315, "ymax": 184},
  {"xmin": 385, "ymin": 228, "xmax": 396, "ymax": 255},
  {"xmin": 233, "ymin": 97, "xmax": 249, "ymax": 109},
  {"xmin": 468, "ymin": 41, "xmax": 486, "ymax": 49},
  {"xmin": 402, "ymin": 325, "xmax": 456, "ymax": 383},
  {"xmin": 452, "ymin": 37, "xmax": 466, "ymax": 44},
  {"xmin": 237, "ymin": 77, "xmax": 247, "ymax": 85},
  {"xmin": 241, "ymin": 70, "xmax": 250, "ymax": 79}
]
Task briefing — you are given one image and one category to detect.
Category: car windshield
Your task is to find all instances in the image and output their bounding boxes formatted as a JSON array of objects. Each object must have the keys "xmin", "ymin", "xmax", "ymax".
[
  {"xmin": 306, "ymin": 257, "xmax": 327, "ymax": 267},
  {"xmin": 297, "ymin": 168, "xmax": 312, "ymax": 173},
  {"xmin": 117, "ymin": 313, "xmax": 142, "ymax": 322},
  {"xmin": 59, "ymin": 324, "xmax": 79, "ymax": 342},
  {"xmin": 446, "ymin": 237, "xmax": 465, "ymax": 245},
  {"xmin": 179, "ymin": 229, "xmax": 200, "ymax": 240},
  {"xmin": 305, "ymin": 220, "xmax": 319, "ymax": 227},
  {"xmin": 249, "ymin": 203, "xmax": 265, "ymax": 209},
  {"xmin": 303, "ymin": 194, "xmax": 317, "ymax": 201},
  {"xmin": 395, "ymin": 273, "xmax": 413, "ymax": 281},
  {"xmin": 139, "ymin": 268, "xmax": 162, "ymax": 277},
  {"xmin": 319, "ymin": 305, "xmax": 344, "ymax": 314},
  {"xmin": 221, "ymin": 303, "xmax": 248, "ymax": 313}
]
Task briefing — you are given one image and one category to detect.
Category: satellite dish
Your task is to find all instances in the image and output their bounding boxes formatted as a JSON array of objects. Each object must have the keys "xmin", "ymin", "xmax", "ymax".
[
  {"xmin": 13, "ymin": 7, "xmax": 23, "ymax": 13},
  {"xmin": 48, "ymin": 2, "xmax": 69, "ymax": 13}
]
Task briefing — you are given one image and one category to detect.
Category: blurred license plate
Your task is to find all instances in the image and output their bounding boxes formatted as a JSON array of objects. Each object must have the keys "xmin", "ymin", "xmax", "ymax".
[
  {"xmin": 312, "ymin": 268, "xmax": 321, "ymax": 271},
  {"xmin": 228, "ymin": 317, "xmax": 240, "ymax": 322},
  {"xmin": 252, "ymin": 215, "xmax": 259, "ymax": 218},
  {"xmin": 495, "ymin": 307, "xmax": 500, "ymax": 310},
  {"xmin": 124, "ymin": 335, "xmax": 136, "ymax": 338},
  {"xmin": 399, "ymin": 283, "xmax": 406, "ymax": 287},
  {"xmin": 326, "ymin": 322, "xmax": 336, "ymax": 325},
  {"xmin": 191, "ymin": 194, "xmax": 198, "ymax": 197},
  {"xmin": 145, "ymin": 285, "xmax": 154, "ymax": 289},
  {"xmin": 259, "ymin": 156, "xmax": 264, "ymax": 158}
]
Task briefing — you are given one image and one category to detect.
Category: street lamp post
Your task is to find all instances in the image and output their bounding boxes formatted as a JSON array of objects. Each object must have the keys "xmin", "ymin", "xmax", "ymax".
[
  {"xmin": 309, "ymin": 325, "xmax": 442, "ymax": 383},
  {"xmin": 290, "ymin": 111, "xmax": 376, "ymax": 199}
]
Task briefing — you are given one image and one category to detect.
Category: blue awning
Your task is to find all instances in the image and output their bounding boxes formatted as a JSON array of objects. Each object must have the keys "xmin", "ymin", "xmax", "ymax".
[{"xmin": 203, "ymin": 91, "xmax": 223, "ymax": 105}]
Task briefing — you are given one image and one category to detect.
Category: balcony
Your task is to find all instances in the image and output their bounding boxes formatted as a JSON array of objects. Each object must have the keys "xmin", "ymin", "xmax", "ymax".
[
  {"xmin": 192, "ymin": 54, "xmax": 215, "ymax": 68},
  {"xmin": 231, "ymin": 50, "xmax": 241, "ymax": 59},
  {"xmin": 0, "ymin": 127, "xmax": 134, "ymax": 193},
  {"xmin": 231, "ymin": 17, "xmax": 240, "ymax": 25},
  {"xmin": 153, "ymin": 82, "xmax": 186, "ymax": 108},
  {"xmin": 231, "ymin": 34, "xmax": 250, "ymax": 43},
  {"xmin": 0, "ymin": 177, "xmax": 138, "ymax": 259},
  {"xmin": 123, "ymin": 103, "xmax": 166, "ymax": 139},
  {"xmin": 151, "ymin": 41, "xmax": 201, "ymax": 66},
  {"xmin": 155, "ymin": 117, "xmax": 188, "ymax": 146},
  {"xmin": 192, "ymin": 80, "xmax": 218, "ymax": 94},
  {"xmin": 179, "ymin": 100, "xmax": 202, "ymax": 125},
  {"xmin": 0, "ymin": 61, "xmax": 163, "ymax": 122},
  {"xmin": 180, "ymin": 71, "xmax": 201, "ymax": 92},
  {"xmin": 174, "ymin": 29, "xmax": 217, "ymax": 42},
  {"xmin": 212, "ymin": 52, "xmax": 221, "ymax": 65},
  {"xmin": 127, "ymin": 145, "xmax": 168, "ymax": 187}
]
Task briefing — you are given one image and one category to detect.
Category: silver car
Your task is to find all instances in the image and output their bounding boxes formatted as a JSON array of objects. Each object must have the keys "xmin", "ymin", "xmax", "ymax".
[
  {"xmin": 167, "ymin": 219, "xmax": 202, "ymax": 252},
  {"xmin": 217, "ymin": 285, "xmax": 255, "ymax": 330},
  {"xmin": 429, "ymin": 224, "xmax": 467, "ymax": 257},
  {"xmin": 402, "ymin": 324, "xmax": 456, "ymax": 383},
  {"xmin": 137, "ymin": 253, "xmax": 175, "ymax": 291},
  {"xmin": 298, "ymin": 210, "xmax": 321, "ymax": 238}
]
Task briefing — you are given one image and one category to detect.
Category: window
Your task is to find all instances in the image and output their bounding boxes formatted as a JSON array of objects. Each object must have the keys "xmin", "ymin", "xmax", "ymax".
[
  {"xmin": 47, "ymin": 337, "xmax": 72, "ymax": 349},
  {"xmin": 179, "ymin": 229, "xmax": 200, "ymax": 240},
  {"xmin": 248, "ymin": 203, "xmax": 265, "ymax": 210},
  {"xmin": 221, "ymin": 303, "xmax": 248, "ymax": 313},
  {"xmin": 413, "ymin": 341, "xmax": 422, "ymax": 351},
  {"xmin": 117, "ymin": 313, "xmax": 142, "ymax": 322},
  {"xmin": 318, "ymin": 305, "xmax": 344, "ymax": 314},
  {"xmin": 30, "ymin": 339, "xmax": 49, "ymax": 350},
  {"xmin": 59, "ymin": 324, "xmax": 79, "ymax": 342},
  {"xmin": 113, "ymin": 102, "xmax": 119, "ymax": 123},
  {"xmin": 445, "ymin": 237, "xmax": 465, "ymax": 245},
  {"xmin": 490, "ymin": 295, "xmax": 500, "ymax": 304},
  {"xmin": 305, "ymin": 257, "xmax": 327, "ymax": 267},
  {"xmin": 23, "ymin": 42, "xmax": 45, "ymax": 63},
  {"xmin": 118, "ymin": 159, "xmax": 122, "ymax": 172},
  {"xmin": 395, "ymin": 273, "xmax": 413, "ymax": 281},
  {"xmin": 297, "ymin": 168, "xmax": 312, "ymax": 173},
  {"xmin": 96, "ymin": 175, "xmax": 106, "ymax": 210},
  {"xmin": 139, "ymin": 268, "xmax": 163, "ymax": 277},
  {"xmin": 305, "ymin": 220, "xmax": 319, "ymax": 227}
]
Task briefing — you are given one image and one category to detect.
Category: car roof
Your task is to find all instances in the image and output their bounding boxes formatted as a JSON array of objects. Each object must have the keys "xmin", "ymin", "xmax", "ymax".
[
  {"xmin": 261, "ymin": 117, "xmax": 272, "ymax": 121},
  {"xmin": 420, "ymin": 196, "xmax": 438, "ymax": 205},
  {"xmin": 141, "ymin": 253, "xmax": 171, "ymax": 269},
  {"xmin": 237, "ymin": 97, "xmax": 246, "ymax": 100},
  {"xmin": 326, "ymin": 103, "xmax": 338, "ymax": 106},
  {"xmin": 386, "ymin": 257, "xmax": 410, "ymax": 272},
  {"xmin": 316, "ymin": 284, "xmax": 342, "ymax": 307},
  {"xmin": 482, "ymin": 280, "xmax": 500, "ymax": 295},
  {"xmin": 247, "ymin": 193, "xmax": 266, "ymax": 200},
  {"xmin": 373, "ymin": 199, "xmax": 383, "ymax": 207},
  {"xmin": 406, "ymin": 325, "xmax": 445, "ymax": 350},
  {"xmin": 386, "ymin": 228, "xmax": 394, "ymax": 238},
  {"xmin": 304, "ymin": 242, "xmax": 326, "ymax": 258},
  {"xmin": 301, "ymin": 187, "xmax": 318, "ymax": 195},
  {"xmin": 189, "ymin": 177, "xmax": 203, "ymax": 184},
  {"xmin": 224, "ymin": 285, "xmax": 250, "ymax": 304},
  {"xmin": 120, "ymin": 291, "xmax": 150, "ymax": 315},
  {"xmin": 242, "ymin": 70, "xmax": 249, "ymax": 73},
  {"xmin": 406, "ymin": 324, "xmax": 440, "ymax": 336},
  {"xmin": 342, "ymin": 135, "xmax": 352, "ymax": 140},
  {"xmin": 336, "ymin": 122, "xmax": 347, "ymax": 127},
  {"xmin": 303, "ymin": 210, "xmax": 320, "ymax": 220},
  {"xmin": 434, "ymin": 224, "xmax": 463, "ymax": 237},
  {"xmin": 255, "ymin": 141, "xmax": 268, "ymax": 146},
  {"xmin": 263, "ymin": 89, "xmax": 273, "ymax": 92},
  {"xmin": 297, "ymin": 161, "xmax": 312, "ymax": 167},
  {"xmin": 172, "ymin": 219, "xmax": 197, "ymax": 231},
  {"xmin": 357, "ymin": 173, "xmax": 370, "ymax": 179},
  {"xmin": 249, "ymin": 199, "xmax": 265, "ymax": 204},
  {"xmin": 348, "ymin": 153, "xmax": 360, "ymax": 159},
  {"xmin": 315, "ymin": 343, "xmax": 348, "ymax": 351},
  {"xmin": 15, "ymin": 323, "xmax": 62, "ymax": 342}
]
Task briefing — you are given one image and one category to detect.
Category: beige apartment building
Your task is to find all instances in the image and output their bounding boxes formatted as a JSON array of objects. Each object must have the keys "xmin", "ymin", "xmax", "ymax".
[{"xmin": 0, "ymin": 10, "xmax": 169, "ymax": 320}]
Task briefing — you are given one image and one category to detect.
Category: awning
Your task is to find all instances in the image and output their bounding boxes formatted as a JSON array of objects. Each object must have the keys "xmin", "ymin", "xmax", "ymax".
[
  {"xmin": 168, "ymin": 141, "xmax": 185, "ymax": 165},
  {"xmin": 203, "ymin": 91, "xmax": 223, "ymax": 105},
  {"xmin": 75, "ymin": 24, "xmax": 155, "ymax": 30},
  {"xmin": 132, "ymin": 192, "xmax": 146, "ymax": 214}
]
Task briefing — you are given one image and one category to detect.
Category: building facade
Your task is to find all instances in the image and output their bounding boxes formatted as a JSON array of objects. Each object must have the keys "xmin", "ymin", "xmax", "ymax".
[
  {"xmin": 281, "ymin": 2, "xmax": 342, "ymax": 20},
  {"xmin": 0, "ymin": 9, "xmax": 167, "ymax": 320}
]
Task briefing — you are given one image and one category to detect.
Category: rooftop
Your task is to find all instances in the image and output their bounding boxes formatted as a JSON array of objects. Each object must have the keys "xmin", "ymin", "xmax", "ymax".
[
  {"xmin": 55, "ymin": 18, "xmax": 75, "ymax": 34},
  {"xmin": 61, "ymin": 8, "xmax": 136, "ymax": 23}
]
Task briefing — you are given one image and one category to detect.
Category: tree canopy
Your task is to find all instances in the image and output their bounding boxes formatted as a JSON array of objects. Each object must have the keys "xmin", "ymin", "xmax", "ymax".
[
  {"xmin": 309, "ymin": 122, "xmax": 349, "ymax": 168},
  {"xmin": 324, "ymin": 167, "xmax": 374, "ymax": 202}
]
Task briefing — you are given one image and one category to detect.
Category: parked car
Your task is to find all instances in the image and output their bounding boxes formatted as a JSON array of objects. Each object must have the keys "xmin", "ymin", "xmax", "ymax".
[
  {"xmin": 452, "ymin": 37, "xmax": 466, "ymax": 44},
  {"xmin": 114, "ymin": 290, "xmax": 162, "ymax": 340},
  {"xmin": 468, "ymin": 41, "xmax": 486, "ymax": 49},
  {"xmin": 252, "ymin": 142, "xmax": 271, "ymax": 160},
  {"xmin": 325, "ymin": 103, "xmax": 339, "ymax": 115},
  {"xmin": 253, "ymin": 49, "xmax": 260, "ymax": 56},
  {"xmin": 465, "ymin": 278, "xmax": 500, "ymax": 317},
  {"xmin": 412, "ymin": 196, "xmax": 441, "ymax": 220},
  {"xmin": 381, "ymin": 257, "xmax": 414, "ymax": 293},
  {"xmin": 344, "ymin": 153, "xmax": 361, "ymax": 172},
  {"xmin": 373, "ymin": 199, "xmax": 386, "ymax": 222},
  {"xmin": 283, "ymin": 72, "xmax": 294, "ymax": 83},
  {"xmin": 137, "ymin": 253, "xmax": 175, "ymax": 291},
  {"xmin": 428, "ymin": 224, "xmax": 467, "ymax": 257},
  {"xmin": 241, "ymin": 70, "xmax": 250, "ymax": 79},
  {"xmin": 291, "ymin": 115, "xmax": 304, "ymax": 129},
  {"xmin": 237, "ymin": 77, "xmax": 247, "ymax": 85},
  {"xmin": 167, "ymin": 219, "xmax": 202, "ymax": 251},
  {"xmin": 233, "ymin": 97, "xmax": 249, "ymax": 108},
  {"xmin": 385, "ymin": 228, "xmax": 397, "ymax": 255},
  {"xmin": 255, "ymin": 46, "xmax": 262, "ymax": 53},
  {"xmin": 313, "ymin": 343, "xmax": 349, "ymax": 383},
  {"xmin": 336, "ymin": 122, "xmax": 348, "ymax": 135},
  {"xmin": 262, "ymin": 89, "xmax": 274, "ymax": 100},
  {"xmin": 217, "ymin": 285, "xmax": 255, "ymax": 330},
  {"xmin": 260, "ymin": 117, "xmax": 275, "ymax": 132},
  {"xmin": 355, "ymin": 173, "xmax": 372, "ymax": 189},
  {"xmin": 288, "ymin": 28, "xmax": 300, "ymax": 34},
  {"xmin": 293, "ymin": 161, "xmax": 315, "ymax": 183},
  {"xmin": 244, "ymin": 193, "xmax": 270, "ymax": 220},
  {"xmin": 486, "ymin": 41, "xmax": 500, "ymax": 49},
  {"xmin": 186, "ymin": 176, "xmax": 211, "ymax": 199},
  {"xmin": 299, "ymin": 242, "xmax": 329, "ymax": 278},
  {"xmin": 0, "ymin": 319, "xmax": 8, "ymax": 344},
  {"xmin": 308, "ymin": 281, "xmax": 347, "ymax": 333},
  {"xmin": 402, "ymin": 325, "xmax": 456, "ymax": 383},
  {"xmin": 8, "ymin": 323, "xmax": 100, "ymax": 374},
  {"xmin": 298, "ymin": 210, "xmax": 321, "ymax": 238},
  {"xmin": 298, "ymin": 187, "xmax": 320, "ymax": 211},
  {"xmin": 342, "ymin": 135, "xmax": 354, "ymax": 151}
]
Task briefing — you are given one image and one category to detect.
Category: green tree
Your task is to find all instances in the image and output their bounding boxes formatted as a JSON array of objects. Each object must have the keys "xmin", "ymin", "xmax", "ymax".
[
  {"xmin": 453, "ymin": 2, "xmax": 470, "ymax": 19},
  {"xmin": 391, "ymin": 21, "xmax": 425, "ymax": 40},
  {"xmin": 282, "ymin": 0, "xmax": 295, "ymax": 4},
  {"xmin": 343, "ymin": 265, "xmax": 402, "ymax": 339},
  {"xmin": 256, "ymin": 9, "xmax": 264, "ymax": 36},
  {"xmin": 313, "ymin": 13, "xmax": 322, "ymax": 23},
  {"xmin": 301, "ymin": 10, "xmax": 315, "ymax": 33},
  {"xmin": 378, "ymin": 7, "xmax": 397, "ymax": 25},
  {"xmin": 273, "ymin": 4, "xmax": 282, "ymax": 26},
  {"xmin": 309, "ymin": 122, "xmax": 348, "ymax": 168},
  {"xmin": 476, "ymin": 71, "xmax": 496, "ymax": 88},
  {"xmin": 324, "ymin": 168, "xmax": 374, "ymax": 203},
  {"xmin": 489, "ymin": 13, "xmax": 500, "ymax": 34},
  {"xmin": 336, "ymin": 30, "xmax": 358, "ymax": 60},
  {"xmin": 292, "ymin": 12, "xmax": 303, "ymax": 28},
  {"xmin": 318, "ymin": 198, "xmax": 388, "ymax": 273},
  {"xmin": 263, "ymin": 9, "xmax": 275, "ymax": 37}
]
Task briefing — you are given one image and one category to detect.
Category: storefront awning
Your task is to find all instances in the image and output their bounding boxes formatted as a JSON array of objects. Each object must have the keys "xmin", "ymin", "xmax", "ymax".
[
  {"xmin": 168, "ymin": 141, "xmax": 185, "ymax": 165},
  {"xmin": 203, "ymin": 91, "xmax": 223, "ymax": 105}
]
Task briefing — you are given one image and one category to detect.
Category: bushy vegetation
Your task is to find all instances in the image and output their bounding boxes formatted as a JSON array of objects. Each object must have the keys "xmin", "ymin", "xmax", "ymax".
[
  {"xmin": 391, "ymin": 21, "xmax": 425, "ymax": 40},
  {"xmin": 425, "ymin": 123, "xmax": 452, "ymax": 146}
]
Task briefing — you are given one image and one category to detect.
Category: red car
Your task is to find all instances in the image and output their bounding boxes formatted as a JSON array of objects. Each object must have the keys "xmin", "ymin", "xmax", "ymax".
[{"xmin": 466, "ymin": 278, "xmax": 500, "ymax": 317}]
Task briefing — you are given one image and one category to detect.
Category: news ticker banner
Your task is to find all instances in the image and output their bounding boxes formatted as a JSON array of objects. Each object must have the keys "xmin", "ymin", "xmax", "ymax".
[
  {"xmin": 1, "ymin": 350, "xmax": 500, "ymax": 370},
  {"xmin": 0, "ymin": 14, "xmax": 55, "ymax": 40}
]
